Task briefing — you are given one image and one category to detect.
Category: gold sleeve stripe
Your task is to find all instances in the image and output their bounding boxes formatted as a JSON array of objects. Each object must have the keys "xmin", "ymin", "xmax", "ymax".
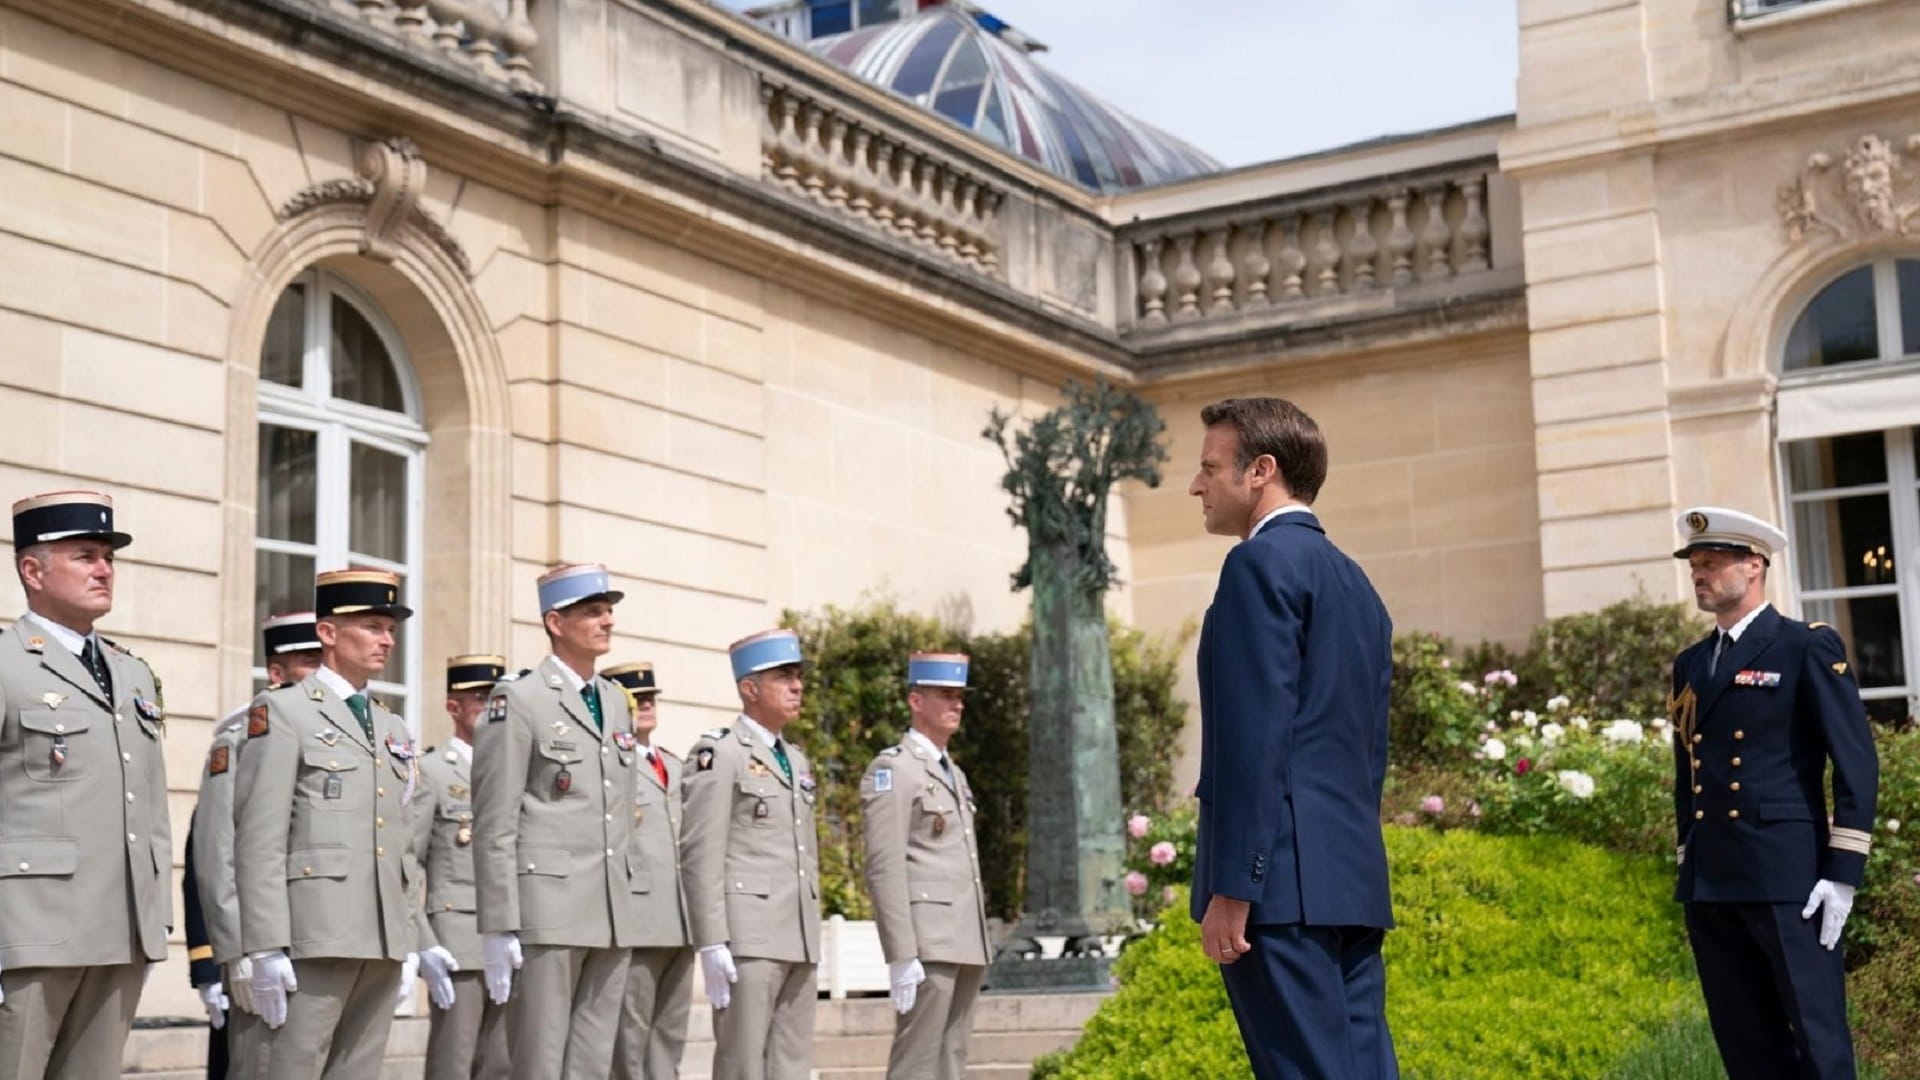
[
  {"xmin": 1829, "ymin": 836, "xmax": 1872, "ymax": 855},
  {"xmin": 188, "ymin": 945, "xmax": 214, "ymax": 961},
  {"xmin": 1831, "ymin": 826, "xmax": 1873, "ymax": 843}
]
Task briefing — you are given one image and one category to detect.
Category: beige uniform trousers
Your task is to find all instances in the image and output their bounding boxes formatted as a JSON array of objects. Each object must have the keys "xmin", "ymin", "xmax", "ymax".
[
  {"xmin": 0, "ymin": 962, "xmax": 145, "ymax": 1080},
  {"xmin": 710, "ymin": 957, "xmax": 816, "ymax": 1080},
  {"xmin": 426, "ymin": 970, "xmax": 510, "ymax": 1080},
  {"xmin": 509, "ymin": 943, "xmax": 630, "ymax": 1079},
  {"xmin": 886, "ymin": 962, "xmax": 983, "ymax": 1080},
  {"xmin": 225, "ymin": 996, "xmax": 270, "ymax": 1080},
  {"xmin": 256, "ymin": 957, "xmax": 402, "ymax": 1080},
  {"xmin": 611, "ymin": 946, "xmax": 695, "ymax": 1080}
]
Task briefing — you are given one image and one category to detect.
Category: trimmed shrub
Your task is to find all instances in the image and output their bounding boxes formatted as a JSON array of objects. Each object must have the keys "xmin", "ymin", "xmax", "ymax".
[{"xmin": 1036, "ymin": 828, "xmax": 1697, "ymax": 1080}]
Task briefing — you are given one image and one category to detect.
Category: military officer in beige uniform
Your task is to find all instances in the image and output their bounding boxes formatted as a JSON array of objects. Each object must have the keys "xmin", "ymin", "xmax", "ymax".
[
  {"xmin": 473, "ymin": 564, "xmax": 640, "ymax": 1079},
  {"xmin": 234, "ymin": 569, "xmax": 421, "ymax": 1080},
  {"xmin": 606, "ymin": 662, "xmax": 694, "ymax": 1080},
  {"xmin": 410, "ymin": 655, "xmax": 510, "ymax": 1080},
  {"xmin": 0, "ymin": 490, "xmax": 172, "ymax": 1080},
  {"xmin": 187, "ymin": 611, "xmax": 325, "ymax": 1079},
  {"xmin": 861, "ymin": 653, "xmax": 992, "ymax": 1080},
  {"xmin": 681, "ymin": 629, "xmax": 823, "ymax": 1080}
]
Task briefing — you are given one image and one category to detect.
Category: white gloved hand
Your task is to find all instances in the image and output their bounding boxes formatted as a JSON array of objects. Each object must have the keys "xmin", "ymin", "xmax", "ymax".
[
  {"xmin": 698, "ymin": 944, "xmax": 738, "ymax": 1010},
  {"xmin": 249, "ymin": 950, "xmax": 298, "ymax": 1030},
  {"xmin": 1801, "ymin": 879, "xmax": 1858, "ymax": 951},
  {"xmin": 419, "ymin": 945, "xmax": 460, "ymax": 1010},
  {"xmin": 0, "ymin": 951, "xmax": 6, "ymax": 1005},
  {"xmin": 888, "ymin": 957, "xmax": 926, "ymax": 1015},
  {"xmin": 394, "ymin": 951, "xmax": 420, "ymax": 1009},
  {"xmin": 227, "ymin": 956, "xmax": 256, "ymax": 1015},
  {"xmin": 197, "ymin": 982, "xmax": 230, "ymax": 1029},
  {"xmin": 482, "ymin": 933, "xmax": 522, "ymax": 1006}
]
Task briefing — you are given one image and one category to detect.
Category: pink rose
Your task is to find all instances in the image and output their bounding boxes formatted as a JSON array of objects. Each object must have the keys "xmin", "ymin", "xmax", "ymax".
[
  {"xmin": 1127, "ymin": 814, "xmax": 1151, "ymax": 839},
  {"xmin": 1162, "ymin": 885, "xmax": 1178, "ymax": 905},
  {"xmin": 1124, "ymin": 870, "xmax": 1149, "ymax": 896},
  {"xmin": 1469, "ymin": 801, "xmax": 1482, "ymax": 818},
  {"xmin": 1149, "ymin": 841, "xmax": 1177, "ymax": 866},
  {"xmin": 1420, "ymin": 795, "xmax": 1445, "ymax": 815}
]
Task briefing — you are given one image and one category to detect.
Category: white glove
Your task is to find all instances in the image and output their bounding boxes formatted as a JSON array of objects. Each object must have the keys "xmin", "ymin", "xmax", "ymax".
[
  {"xmin": 0, "ymin": 951, "xmax": 6, "ymax": 1005},
  {"xmin": 197, "ymin": 982, "xmax": 229, "ymax": 1029},
  {"xmin": 394, "ymin": 951, "xmax": 419, "ymax": 1009},
  {"xmin": 888, "ymin": 958, "xmax": 926, "ymax": 1015},
  {"xmin": 699, "ymin": 944, "xmax": 738, "ymax": 1010},
  {"xmin": 1801, "ymin": 879, "xmax": 1857, "ymax": 951},
  {"xmin": 419, "ymin": 945, "xmax": 460, "ymax": 1010},
  {"xmin": 482, "ymin": 933, "xmax": 522, "ymax": 1005},
  {"xmin": 226, "ymin": 956, "xmax": 256, "ymax": 1015},
  {"xmin": 249, "ymin": 950, "xmax": 298, "ymax": 1030}
]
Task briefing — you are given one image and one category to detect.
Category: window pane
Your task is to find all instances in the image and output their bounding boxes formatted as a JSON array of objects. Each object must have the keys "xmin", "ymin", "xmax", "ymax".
[
  {"xmin": 811, "ymin": 1, "xmax": 851, "ymax": 36},
  {"xmin": 1802, "ymin": 595, "xmax": 1905, "ymax": 690},
  {"xmin": 260, "ymin": 284, "xmax": 305, "ymax": 389},
  {"xmin": 1792, "ymin": 494, "xmax": 1896, "ymax": 589},
  {"xmin": 892, "ymin": 15, "xmax": 961, "ymax": 98},
  {"xmin": 349, "ymin": 441, "xmax": 408, "ymax": 564},
  {"xmin": 1900, "ymin": 261, "xmax": 1920, "ymax": 357},
  {"xmin": 254, "ymin": 549, "xmax": 315, "ymax": 669},
  {"xmin": 258, "ymin": 425, "xmax": 318, "ymax": 544},
  {"xmin": 856, "ymin": 0, "xmax": 895, "ymax": 27},
  {"xmin": 1785, "ymin": 430, "xmax": 1888, "ymax": 491},
  {"xmin": 1782, "ymin": 266, "xmax": 1879, "ymax": 371},
  {"xmin": 330, "ymin": 297, "xmax": 405, "ymax": 413}
]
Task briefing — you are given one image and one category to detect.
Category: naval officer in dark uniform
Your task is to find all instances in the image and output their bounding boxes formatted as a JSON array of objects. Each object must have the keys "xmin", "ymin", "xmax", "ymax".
[{"xmin": 1668, "ymin": 506, "xmax": 1879, "ymax": 1080}]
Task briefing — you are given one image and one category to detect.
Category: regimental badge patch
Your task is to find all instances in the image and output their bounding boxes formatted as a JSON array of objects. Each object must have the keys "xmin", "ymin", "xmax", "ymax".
[
  {"xmin": 209, "ymin": 745, "xmax": 230, "ymax": 776},
  {"xmin": 696, "ymin": 747, "xmax": 715, "ymax": 771},
  {"xmin": 247, "ymin": 703, "xmax": 270, "ymax": 738},
  {"xmin": 872, "ymin": 767, "xmax": 892, "ymax": 793},
  {"xmin": 1833, "ymin": 661, "xmax": 1850, "ymax": 676},
  {"xmin": 487, "ymin": 696, "xmax": 508, "ymax": 723}
]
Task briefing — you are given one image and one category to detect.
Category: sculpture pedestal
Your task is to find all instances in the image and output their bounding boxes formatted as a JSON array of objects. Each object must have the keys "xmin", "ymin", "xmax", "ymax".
[{"xmin": 985, "ymin": 953, "xmax": 1114, "ymax": 993}]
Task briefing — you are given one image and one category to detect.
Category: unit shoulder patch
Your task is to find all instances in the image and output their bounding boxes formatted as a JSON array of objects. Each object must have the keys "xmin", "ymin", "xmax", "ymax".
[
  {"xmin": 1833, "ymin": 661, "xmax": 1850, "ymax": 676},
  {"xmin": 486, "ymin": 695, "xmax": 509, "ymax": 723},
  {"xmin": 872, "ymin": 767, "xmax": 892, "ymax": 793},
  {"xmin": 695, "ymin": 746, "xmax": 715, "ymax": 771},
  {"xmin": 208, "ymin": 744, "xmax": 231, "ymax": 776},
  {"xmin": 247, "ymin": 703, "xmax": 270, "ymax": 738}
]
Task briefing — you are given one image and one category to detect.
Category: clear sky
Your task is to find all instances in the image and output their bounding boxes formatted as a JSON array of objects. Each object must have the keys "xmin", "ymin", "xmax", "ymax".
[{"xmin": 715, "ymin": 0, "xmax": 1520, "ymax": 168}]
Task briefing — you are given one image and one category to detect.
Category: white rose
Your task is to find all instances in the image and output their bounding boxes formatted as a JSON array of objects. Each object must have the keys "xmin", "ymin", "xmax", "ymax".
[
  {"xmin": 1522, "ymin": 710, "xmax": 1540, "ymax": 729},
  {"xmin": 1889, "ymin": 819, "xmax": 1902, "ymax": 833},
  {"xmin": 1546, "ymin": 695, "xmax": 1571, "ymax": 712},
  {"xmin": 1484, "ymin": 737, "xmax": 1507, "ymax": 762},
  {"xmin": 1540, "ymin": 722, "xmax": 1565, "ymax": 746},
  {"xmin": 1571, "ymin": 715, "xmax": 1591, "ymax": 731},
  {"xmin": 1556, "ymin": 770, "xmax": 1596, "ymax": 799},
  {"xmin": 1485, "ymin": 721, "xmax": 1500, "ymax": 733},
  {"xmin": 1515, "ymin": 733, "xmax": 1534, "ymax": 749},
  {"xmin": 1509, "ymin": 710, "xmax": 1522, "ymax": 723},
  {"xmin": 1600, "ymin": 719, "xmax": 1644, "ymax": 744},
  {"xmin": 1457, "ymin": 680, "xmax": 1480, "ymax": 695}
]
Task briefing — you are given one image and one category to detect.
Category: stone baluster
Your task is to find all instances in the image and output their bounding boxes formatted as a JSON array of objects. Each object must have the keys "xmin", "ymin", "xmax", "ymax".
[
  {"xmin": 846, "ymin": 128, "xmax": 875, "ymax": 218},
  {"xmin": 393, "ymin": 1, "xmax": 430, "ymax": 44},
  {"xmin": 798, "ymin": 105, "xmax": 829, "ymax": 203},
  {"xmin": 976, "ymin": 189, "xmax": 1002, "ymax": 275},
  {"xmin": 915, "ymin": 160, "xmax": 943, "ymax": 247},
  {"xmin": 956, "ymin": 180, "xmax": 982, "ymax": 266},
  {"xmin": 1458, "ymin": 177, "xmax": 1490, "ymax": 273},
  {"xmin": 1420, "ymin": 182, "xmax": 1453, "ymax": 280},
  {"xmin": 500, "ymin": 0, "xmax": 540, "ymax": 93},
  {"xmin": 1348, "ymin": 199, "xmax": 1378, "ymax": 290},
  {"xmin": 1170, "ymin": 233, "xmax": 1203, "ymax": 320},
  {"xmin": 1275, "ymin": 213, "xmax": 1306, "ymax": 301},
  {"xmin": 425, "ymin": 0, "xmax": 467, "ymax": 57},
  {"xmin": 824, "ymin": 116, "xmax": 851, "ymax": 209},
  {"xmin": 891, "ymin": 149, "xmax": 921, "ymax": 241},
  {"xmin": 461, "ymin": 0, "xmax": 505, "ymax": 81},
  {"xmin": 1239, "ymin": 220, "xmax": 1270, "ymax": 309},
  {"xmin": 1204, "ymin": 228, "xmax": 1236, "ymax": 314},
  {"xmin": 1138, "ymin": 238, "xmax": 1169, "ymax": 327},
  {"xmin": 353, "ymin": 0, "xmax": 388, "ymax": 22},
  {"xmin": 330, "ymin": 0, "xmax": 362, "ymax": 16},
  {"xmin": 758, "ymin": 84, "xmax": 780, "ymax": 178},
  {"xmin": 775, "ymin": 94, "xmax": 804, "ymax": 188},
  {"xmin": 870, "ymin": 141, "xmax": 899, "ymax": 228},
  {"xmin": 1386, "ymin": 189, "xmax": 1416, "ymax": 286},
  {"xmin": 936, "ymin": 171, "xmax": 963, "ymax": 255},
  {"xmin": 1309, "ymin": 208, "xmax": 1341, "ymax": 296}
]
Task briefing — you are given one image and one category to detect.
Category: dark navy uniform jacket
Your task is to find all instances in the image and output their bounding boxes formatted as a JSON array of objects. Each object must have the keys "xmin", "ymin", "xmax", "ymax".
[
  {"xmin": 182, "ymin": 816, "xmax": 219, "ymax": 988},
  {"xmin": 1670, "ymin": 606, "xmax": 1878, "ymax": 903},
  {"xmin": 1191, "ymin": 510, "xmax": 1395, "ymax": 930}
]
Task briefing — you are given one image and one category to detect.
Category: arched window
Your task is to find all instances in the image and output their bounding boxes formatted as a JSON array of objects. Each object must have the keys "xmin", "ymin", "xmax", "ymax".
[
  {"xmin": 1776, "ymin": 257, "xmax": 1920, "ymax": 726},
  {"xmin": 255, "ymin": 269, "xmax": 427, "ymax": 731}
]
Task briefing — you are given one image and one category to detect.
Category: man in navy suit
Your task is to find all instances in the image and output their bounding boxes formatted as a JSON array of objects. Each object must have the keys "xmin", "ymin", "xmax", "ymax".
[
  {"xmin": 1188, "ymin": 396, "xmax": 1398, "ymax": 1080},
  {"xmin": 1668, "ymin": 506, "xmax": 1877, "ymax": 1080}
]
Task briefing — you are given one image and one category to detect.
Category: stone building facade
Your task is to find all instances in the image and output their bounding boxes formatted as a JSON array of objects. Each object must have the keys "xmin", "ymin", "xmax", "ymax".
[{"xmin": 0, "ymin": 0, "xmax": 1914, "ymax": 1015}]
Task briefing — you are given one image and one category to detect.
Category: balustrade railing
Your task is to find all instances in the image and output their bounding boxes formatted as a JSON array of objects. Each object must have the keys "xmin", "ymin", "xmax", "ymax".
[
  {"xmin": 759, "ymin": 81, "xmax": 1005, "ymax": 279},
  {"xmin": 301, "ymin": 0, "xmax": 543, "ymax": 93},
  {"xmin": 1121, "ymin": 169, "xmax": 1494, "ymax": 330}
]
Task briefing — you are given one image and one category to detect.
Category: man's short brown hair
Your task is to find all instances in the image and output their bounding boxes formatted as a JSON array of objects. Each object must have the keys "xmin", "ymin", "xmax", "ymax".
[{"xmin": 1199, "ymin": 397, "xmax": 1327, "ymax": 504}]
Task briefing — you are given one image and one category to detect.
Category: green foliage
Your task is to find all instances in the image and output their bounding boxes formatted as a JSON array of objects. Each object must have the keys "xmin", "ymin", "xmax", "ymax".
[
  {"xmin": 781, "ymin": 598, "xmax": 1188, "ymax": 920},
  {"xmin": 1851, "ymin": 883, "xmax": 1920, "ymax": 1080},
  {"xmin": 1853, "ymin": 727, "xmax": 1920, "ymax": 962},
  {"xmin": 1598, "ymin": 1006, "xmax": 1741, "ymax": 1080},
  {"xmin": 1510, "ymin": 595, "xmax": 1705, "ymax": 720},
  {"xmin": 1470, "ymin": 712, "xmax": 1676, "ymax": 859},
  {"xmin": 1120, "ymin": 804, "xmax": 1197, "ymax": 919},
  {"xmin": 1389, "ymin": 632, "xmax": 1496, "ymax": 765},
  {"xmin": 1037, "ymin": 829, "xmax": 1698, "ymax": 1080}
]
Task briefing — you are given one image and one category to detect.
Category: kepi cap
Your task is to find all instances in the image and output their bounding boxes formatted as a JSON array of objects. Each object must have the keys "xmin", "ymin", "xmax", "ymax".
[
  {"xmin": 729, "ymin": 629, "xmax": 804, "ymax": 681},
  {"xmin": 315, "ymin": 568, "xmax": 413, "ymax": 621},
  {"xmin": 1673, "ymin": 506, "xmax": 1788, "ymax": 562},
  {"xmin": 604, "ymin": 661, "xmax": 660, "ymax": 697},
  {"xmin": 537, "ymin": 564, "xmax": 624, "ymax": 614},
  {"xmin": 262, "ymin": 612, "xmax": 321, "ymax": 656},
  {"xmin": 908, "ymin": 651, "xmax": 970, "ymax": 688},
  {"xmin": 12, "ymin": 490, "xmax": 131, "ymax": 550},
  {"xmin": 447, "ymin": 654, "xmax": 506, "ymax": 692}
]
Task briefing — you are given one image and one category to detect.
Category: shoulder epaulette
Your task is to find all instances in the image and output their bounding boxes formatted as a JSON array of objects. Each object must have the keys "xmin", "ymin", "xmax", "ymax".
[
  {"xmin": 1809, "ymin": 621, "xmax": 1832, "ymax": 630},
  {"xmin": 699, "ymin": 726, "xmax": 731, "ymax": 741},
  {"xmin": 879, "ymin": 746, "xmax": 902, "ymax": 757},
  {"xmin": 498, "ymin": 668, "xmax": 531, "ymax": 683}
]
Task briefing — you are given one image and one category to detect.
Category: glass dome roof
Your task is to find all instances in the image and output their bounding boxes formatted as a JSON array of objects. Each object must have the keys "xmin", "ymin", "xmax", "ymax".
[{"xmin": 806, "ymin": 6, "xmax": 1221, "ymax": 191}]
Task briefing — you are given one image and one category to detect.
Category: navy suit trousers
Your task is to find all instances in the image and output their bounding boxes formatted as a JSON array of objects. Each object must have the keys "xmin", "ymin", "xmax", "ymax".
[
  {"xmin": 1685, "ymin": 901, "xmax": 1853, "ymax": 1080},
  {"xmin": 1219, "ymin": 924, "xmax": 1398, "ymax": 1080}
]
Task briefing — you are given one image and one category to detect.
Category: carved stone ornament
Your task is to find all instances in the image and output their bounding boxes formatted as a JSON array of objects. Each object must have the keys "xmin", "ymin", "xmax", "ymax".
[
  {"xmin": 1777, "ymin": 132, "xmax": 1920, "ymax": 243},
  {"xmin": 278, "ymin": 136, "xmax": 471, "ymax": 276}
]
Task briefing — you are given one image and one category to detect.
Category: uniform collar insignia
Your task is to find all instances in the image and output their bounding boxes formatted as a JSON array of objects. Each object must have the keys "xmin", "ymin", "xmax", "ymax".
[{"xmin": 24, "ymin": 636, "xmax": 44, "ymax": 652}]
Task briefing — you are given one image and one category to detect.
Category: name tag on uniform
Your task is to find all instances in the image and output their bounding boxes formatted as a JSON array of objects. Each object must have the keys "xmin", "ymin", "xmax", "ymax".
[{"xmin": 1733, "ymin": 670, "xmax": 1782, "ymax": 688}]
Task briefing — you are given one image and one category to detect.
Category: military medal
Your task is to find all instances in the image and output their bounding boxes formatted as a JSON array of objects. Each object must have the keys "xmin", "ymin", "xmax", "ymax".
[
  {"xmin": 49, "ymin": 736, "xmax": 67, "ymax": 769},
  {"xmin": 555, "ymin": 767, "xmax": 573, "ymax": 794},
  {"xmin": 753, "ymin": 798, "xmax": 770, "ymax": 820},
  {"xmin": 932, "ymin": 814, "xmax": 946, "ymax": 837},
  {"xmin": 455, "ymin": 817, "xmax": 473, "ymax": 847},
  {"xmin": 613, "ymin": 731, "xmax": 636, "ymax": 751},
  {"xmin": 798, "ymin": 773, "xmax": 816, "ymax": 804}
]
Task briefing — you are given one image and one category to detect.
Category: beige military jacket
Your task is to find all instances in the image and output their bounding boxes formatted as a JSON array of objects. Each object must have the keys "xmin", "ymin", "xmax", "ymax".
[
  {"xmin": 679, "ymin": 718, "xmax": 821, "ymax": 964},
  {"xmin": 232, "ymin": 673, "xmax": 417, "ymax": 961},
  {"xmin": 860, "ymin": 735, "xmax": 991, "ymax": 967},
  {"xmin": 410, "ymin": 741, "xmax": 483, "ymax": 968},
  {"xmin": 472, "ymin": 657, "xmax": 640, "ymax": 949},
  {"xmin": 627, "ymin": 745, "xmax": 690, "ymax": 949},
  {"xmin": 190, "ymin": 710, "xmax": 250, "ymax": 964},
  {"xmin": 0, "ymin": 621, "xmax": 172, "ymax": 969}
]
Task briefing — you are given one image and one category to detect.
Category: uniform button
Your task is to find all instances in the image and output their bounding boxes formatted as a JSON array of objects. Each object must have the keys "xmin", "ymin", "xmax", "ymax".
[
  {"xmin": 376, "ymin": 817, "xmax": 385, "ymax": 828},
  {"xmin": 122, "ymin": 752, "xmax": 131, "ymax": 763},
  {"xmin": 1690, "ymin": 734, "xmax": 1701, "ymax": 745},
  {"xmin": 1691, "ymin": 759, "xmax": 1701, "ymax": 769},
  {"xmin": 1728, "ymin": 810, "xmax": 1740, "ymax": 819},
  {"xmin": 1729, "ymin": 782, "xmax": 1741, "ymax": 792},
  {"xmin": 1731, "ymin": 757, "xmax": 1742, "ymax": 767},
  {"xmin": 53, "ymin": 723, "xmax": 64, "ymax": 734},
  {"xmin": 605, "ymin": 848, "xmax": 614, "ymax": 857},
  {"xmin": 15, "ymin": 862, "xmax": 26, "ymax": 872},
  {"xmin": 1694, "ymin": 811, "xmax": 1705, "ymax": 820},
  {"xmin": 527, "ymin": 862, "xmax": 537, "ymax": 871},
  {"xmin": 329, "ymin": 760, "xmax": 339, "ymax": 770},
  {"xmin": 127, "ymin": 833, "xmax": 137, "ymax": 844},
  {"xmin": 378, "ymin": 787, "xmax": 387, "ymax": 797},
  {"xmin": 1693, "ymin": 785, "xmax": 1703, "ymax": 795},
  {"xmin": 303, "ymin": 867, "xmax": 313, "ymax": 876},
  {"xmin": 116, "ymin": 714, "xmax": 123, "ymax": 723},
  {"xmin": 126, "ymin": 791, "xmax": 135, "ymax": 802},
  {"xmin": 1734, "ymin": 731, "xmax": 1745, "ymax": 740},
  {"xmin": 603, "ymin": 780, "xmax": 612, "ymax": 789},
  {"xmin": 735, "ymin": 882, "xmax": 744, "ymax": 889},
  {"xmin": 602, "ymin": 746, "xmax": 609, "ymax": 755},
  {"xmin": 376, "ymin": 846, "xmax": 386, "ymax": 856},
  {"xmin": 444, "ymin": 902, "xmax": 455, "ymax": 911},
  {"xmin": 605, "ymin": 814, "xmax": 613, "ymax": 823}
]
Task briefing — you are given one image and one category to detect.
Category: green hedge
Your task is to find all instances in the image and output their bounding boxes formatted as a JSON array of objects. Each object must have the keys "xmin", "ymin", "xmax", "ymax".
[
  {"xmin": 781, "ymin": 598, "xmax": 1190, "ymax": 919},
  {"xmin": 1036, "ymin": 828, "xmax": 1697, "ymax": 1080}
]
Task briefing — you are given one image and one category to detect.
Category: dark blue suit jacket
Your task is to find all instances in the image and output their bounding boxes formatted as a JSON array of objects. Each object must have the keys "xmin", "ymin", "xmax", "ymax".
[
  {"xmin": 1670, "ymin": 607, "xmax": 1878, "ymax": 903},
  {"xmin": 1191, "ymin": 511, "xmax": 1395, "ymax": 929}
]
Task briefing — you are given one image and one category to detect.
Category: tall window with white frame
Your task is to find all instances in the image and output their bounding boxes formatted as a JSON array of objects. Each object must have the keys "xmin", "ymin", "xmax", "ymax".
[
  {"xmin": 255, "ymin": 269, "xmax": 428, "ymax": 733},
  {"xmin": 1777, "ymin": 258, "xmax": 1920, "ymax": 726}
]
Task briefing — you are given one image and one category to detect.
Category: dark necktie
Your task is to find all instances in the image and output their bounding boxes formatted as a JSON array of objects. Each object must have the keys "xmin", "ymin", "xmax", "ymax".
[
  {"xmin": 939, "ymin": 753, "xmax": 955, "ymax": 787},
  {"xmin": 649, "ymin": 749, "xmax": 669, "ymax": 788},
  {"xmin": 344, "ymin": 693, "xmax": 375, "ymax": 744},
  {"xmin": 771, "ymin": 737, "xmax": 792, "ymax": 782},
  {"xmin": 1710, "ymin": 631, "xmax": 1730, "ymax": 676},
  {"xmin": 581, "ymin": 685, "xmax": 603, "ymax": 732},
  {"xmin": 81, "ymin": 637, "xmax": 112, "ymax": 700}
]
